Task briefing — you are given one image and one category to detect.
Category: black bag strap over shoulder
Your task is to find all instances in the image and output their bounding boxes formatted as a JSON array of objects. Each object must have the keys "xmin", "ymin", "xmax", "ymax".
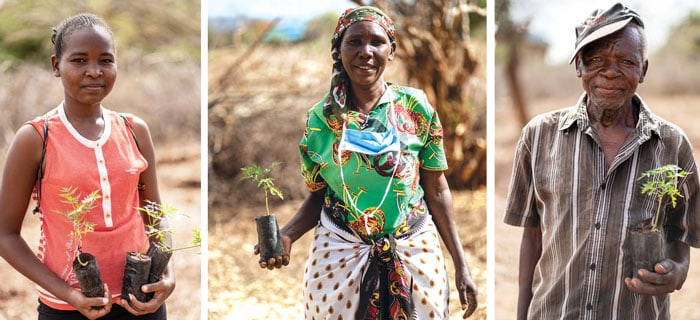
[
  {"xmin": 33, "ymin": 114, "xmax": 49, "ymax": 213},
  {"xmin": 118, "ymin": 113, "xmax": 146, "ymax": 191},
  {"xmin": 118, "ymin": 113, "xmax": 140, "ymax": 151}
]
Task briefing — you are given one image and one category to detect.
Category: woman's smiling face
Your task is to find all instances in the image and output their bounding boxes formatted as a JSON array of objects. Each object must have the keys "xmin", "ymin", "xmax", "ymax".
[
  {"xmin": 51, "ymin": 26, "xmax": 117, "ymax": 108},
  {"xmin": 339, "ymin": 21, "xmax": 395, "ymax": 90}
]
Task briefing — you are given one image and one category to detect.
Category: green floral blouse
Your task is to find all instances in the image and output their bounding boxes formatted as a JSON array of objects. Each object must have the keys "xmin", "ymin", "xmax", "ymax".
[{"xmin": 299, "ymin": 83, "xmax": 448, "ymax": 239}]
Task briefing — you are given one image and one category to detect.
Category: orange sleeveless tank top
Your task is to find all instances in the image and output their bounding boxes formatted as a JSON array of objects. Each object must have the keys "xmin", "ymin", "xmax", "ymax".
[{"xmin": 27, "ymin": 102, "xmax": 148, "ymax": 310}]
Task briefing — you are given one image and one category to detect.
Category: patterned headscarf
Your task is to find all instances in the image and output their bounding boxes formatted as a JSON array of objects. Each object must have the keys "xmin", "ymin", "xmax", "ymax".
[{"xmin": 324, "ymin": 6, "xmax": 396, "ymax": 120}]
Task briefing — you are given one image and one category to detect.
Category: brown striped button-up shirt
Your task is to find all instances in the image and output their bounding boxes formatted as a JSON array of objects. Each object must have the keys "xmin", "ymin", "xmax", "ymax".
[{"xmin": 504, "ymin": 93, "xmax": 700, "ymax": 320}]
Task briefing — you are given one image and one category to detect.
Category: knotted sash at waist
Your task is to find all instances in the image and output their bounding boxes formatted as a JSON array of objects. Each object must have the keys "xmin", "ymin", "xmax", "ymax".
[{"xmin": 320, "ymin": 210, "xmax": 426, "ymax": 320}]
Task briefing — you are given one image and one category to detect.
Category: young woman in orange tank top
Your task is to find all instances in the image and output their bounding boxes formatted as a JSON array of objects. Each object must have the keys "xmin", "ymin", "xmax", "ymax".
[{"xmin": 0, "ymin": 13, "xmax": 173, "ymax": 320}]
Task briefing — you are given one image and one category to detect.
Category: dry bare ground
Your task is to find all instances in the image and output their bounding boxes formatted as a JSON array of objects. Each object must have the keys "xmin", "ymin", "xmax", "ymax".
[
  {"xmin": 494, "ymin": 94, "xmax": 700, "ymax": 319},
  {"xmin": 208, "ymin": 189, "xmax": 486, "ymax": 320},
  {"xmin": 208, "ymin": 43, "xmax": 487, "ymax": 319}
]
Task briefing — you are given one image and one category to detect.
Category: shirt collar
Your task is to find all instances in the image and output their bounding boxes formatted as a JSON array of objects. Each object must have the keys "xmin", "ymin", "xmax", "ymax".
[
  {"xmin": 346, "ymin": 82, "xmax": 396, "ymax": 115},
  {"xmin": 58, "ymin": 101, "xmax": 111, "ymax": 148},
  {"xmin": 376, "ymin": 82, "xmax": 397, "ymax": 108},
  {"xmin": 558, "ymin": 92, "xmax": 589, "ymax": 132},
  {"xmin": 558, "ymin": 93, "xmax": 660, "ymax": 139}
]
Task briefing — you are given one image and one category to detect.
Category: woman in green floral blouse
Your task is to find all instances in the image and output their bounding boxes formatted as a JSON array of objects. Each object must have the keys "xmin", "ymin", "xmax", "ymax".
[{"xmin": 255, "ymin": 6, "xmax": 478, "ymax": 319}]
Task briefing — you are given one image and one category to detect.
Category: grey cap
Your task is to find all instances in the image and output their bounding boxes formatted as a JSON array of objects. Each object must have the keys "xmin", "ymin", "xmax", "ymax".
[{"xmin": 569, "ymin": 3, "xmax": 644, "ymax": 64}]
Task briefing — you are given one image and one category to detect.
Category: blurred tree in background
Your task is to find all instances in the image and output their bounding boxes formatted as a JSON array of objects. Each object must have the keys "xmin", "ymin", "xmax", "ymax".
[
  {"xmin": 649, "ymin": 10, "xmax": 700, "ymax": 94},
  {"xmin": 0, "ymin": 0, "xmax": 200, "ymax": 68},
  {"xmin": 662, "ymin": 11, "xmax": 700, "ymax": 57},
  {"xmin": 300, "ymin": 12, "xmax": 340, "ymax": 43},
  {"xmin": 351, "ymin": 0, "xmax": 487, "ymax": 189},
  {"xmin": 495, "ymin": 0, "xmax": 530, "ymax": 126}
]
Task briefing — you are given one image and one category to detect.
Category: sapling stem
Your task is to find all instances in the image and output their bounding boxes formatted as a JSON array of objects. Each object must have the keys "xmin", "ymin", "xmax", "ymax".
[
  {"xmin": 638, "ymin": 164, "xmax": 691, "ymax": 232},
  {"xmin": 265, "ymin": 191, "xmax": 271, "ymax": 216},
  {"xmin": 240, "ymin": 162, "xmax": 285, "ymax": 215},
  {"xmin": 171, "ymin": 229, "xmax": 202, "ymax": 253},
  {"xmin": 138, "ymin": 201, "xmax": 176, "ymax": 252},
  {"xmin": 137, "ymin": 202, "xmax": 201, "ymax": 253},
  {"xmin": 170, "ymin": 245, "xmax": 200, "ymax": 252},
  {"xmin": 76, "ymin": 249, "xmax": 88, "ymax": 267},
  {"xmin": 55, "ymin": 187, "xmax": 100, "ymax": 263},
  {"xmin": 651, "ymin": 194, "xmax": 664, "ymax": 233}
]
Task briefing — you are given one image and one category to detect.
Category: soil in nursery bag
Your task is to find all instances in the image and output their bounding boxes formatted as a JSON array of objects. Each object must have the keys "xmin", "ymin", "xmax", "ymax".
[
  {"xmin": 122, "ymin": 252, "xmax": 152, "ymax": 305},
  {"xmin": 73, "ymin": 253, "xmax": 104, "ymax": 298},
  {"xmin": 255, "ymin": 214, "xmax": 284, "ymax": 262},
  {"xmin": 628, "ymin": 229, "xmax": 666, "ymax": 278},
  {"xmin": 146, "ymin": 243, "xmax": 172, "ymax": 300},
  {"xmin": 147, "ymin": 242, "xmax": 172, "ymax": 283}
]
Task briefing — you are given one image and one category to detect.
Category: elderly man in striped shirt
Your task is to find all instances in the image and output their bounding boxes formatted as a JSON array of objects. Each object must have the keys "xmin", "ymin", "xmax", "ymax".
[{"xmin": 504, "ymin": 3, "xmax": 700, "ymax": 319}]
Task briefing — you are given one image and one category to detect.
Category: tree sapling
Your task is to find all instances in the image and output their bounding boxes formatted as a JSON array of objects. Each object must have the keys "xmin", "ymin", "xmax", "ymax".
[
  {"xmin": 122, "ymin": 201, "xmax": 200, "ymax": 304},
  {"xmin": 630, "ymin": 164, "xmax": 691, "ymax": 277},
  {"xmin": 241, "ymin": 162, "xmax": 285, "ymax": 263},
  {"xmin": 638, "ymin": 164, "xmax": 691, "ymax": 232},
  {"xmin": 56, "ymin": 187, "xmax": 104, "ymax": 301}
]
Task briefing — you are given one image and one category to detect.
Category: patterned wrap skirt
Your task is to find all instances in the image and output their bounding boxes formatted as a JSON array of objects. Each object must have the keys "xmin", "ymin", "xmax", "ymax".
[{"xmin": 302, "ymin": 210, "xmax": 450, "ymax": 319}]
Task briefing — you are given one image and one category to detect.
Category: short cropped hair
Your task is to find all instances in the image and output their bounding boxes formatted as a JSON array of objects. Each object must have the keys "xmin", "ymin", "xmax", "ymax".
[{"xmin": 51, "ymin": 13, "xmax": 113, "ymax": 58}]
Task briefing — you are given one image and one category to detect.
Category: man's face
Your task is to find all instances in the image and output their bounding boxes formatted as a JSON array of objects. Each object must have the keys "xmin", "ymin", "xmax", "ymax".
[{"xmin": 576, "ymin": 26, "xmax": 648, "ymax": 111}]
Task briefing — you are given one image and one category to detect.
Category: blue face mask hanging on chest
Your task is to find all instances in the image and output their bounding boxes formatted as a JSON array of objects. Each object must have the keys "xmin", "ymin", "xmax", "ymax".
[
  {"xmin": 338, "ymin": 98, "xmax": 401, "ymax": 156},
  {"xmin": 339, "ymin": 125, "xmax": 400, "ymax": 156}
]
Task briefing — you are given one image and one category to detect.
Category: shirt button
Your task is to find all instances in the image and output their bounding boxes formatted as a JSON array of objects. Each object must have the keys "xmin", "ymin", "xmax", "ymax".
[
  {"xmin": 586, "ymin": 303, "xmax": 593, "ymax": 310},
  {"xmin": 595, "ymin": 222, "xmax": 601, "ymax": 230},
  {"xmin": 589, "ymin": 263, "xmax": 596, "ymax": 271}
]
